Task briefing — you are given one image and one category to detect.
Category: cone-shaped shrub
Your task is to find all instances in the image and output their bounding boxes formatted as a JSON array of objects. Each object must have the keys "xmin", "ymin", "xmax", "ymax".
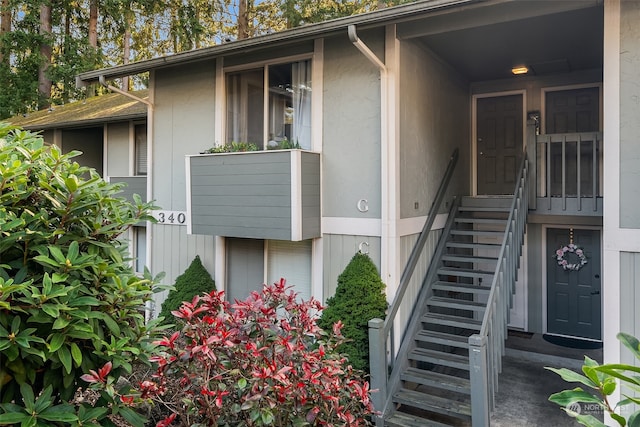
[
  {"xmin": 318, "ymin": 252, "xmax": 387, "ymax": 372},
  {"xmin": 159, "ymin": 255, "xmax": 215, "ymax": 322}
]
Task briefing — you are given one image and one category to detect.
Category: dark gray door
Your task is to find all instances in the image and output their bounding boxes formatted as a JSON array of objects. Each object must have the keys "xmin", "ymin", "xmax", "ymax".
[
  {"xmin": 547, "ymin": 228, "xmax": 601, "ymax": 340},
  {"xmin": 476, "ymin": 94, "xmax": 523, "ymax": 195},
  {"xmin": 546, "ymin": 87, "xmax": 600, "ymax": 197},
  {"xmin": 226, "ymin": 238, "xmax": 264, "ymax": 303}
]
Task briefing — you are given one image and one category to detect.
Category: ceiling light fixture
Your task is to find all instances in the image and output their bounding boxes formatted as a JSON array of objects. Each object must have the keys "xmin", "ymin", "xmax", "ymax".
[{"xmin": 511, "ymin": 66, "xmax": 529, "ymax": 75}]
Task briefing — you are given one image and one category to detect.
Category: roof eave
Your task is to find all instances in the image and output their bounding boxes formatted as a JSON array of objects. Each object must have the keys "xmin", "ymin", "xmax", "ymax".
[{"xmin": 77, "ymin": 0, "xmax": 481, "ymax": 84}]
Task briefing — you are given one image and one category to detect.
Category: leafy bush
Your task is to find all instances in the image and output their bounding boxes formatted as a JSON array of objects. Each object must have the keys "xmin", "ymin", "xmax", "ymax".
[
  {"xmin": 201, "ymin": 141, "xmax": 259, "ymax": 153},
  {"xmin": 547, "ymin": 332, "xmax": 640, "ymax": 426},
  {"xmin": 144, "ymin": 279, "xmax": 376, "ymax": 426},
  {"xmin": 0, "ymin": 123, "xmax": 163, "ymax": 426},
  {"xmin": 318, "ymin": 252, "xmax": 387, "ymax": 373},
  {"xmin": 158, "ymin": 255, "xmax": 215, "ymax": 323}
]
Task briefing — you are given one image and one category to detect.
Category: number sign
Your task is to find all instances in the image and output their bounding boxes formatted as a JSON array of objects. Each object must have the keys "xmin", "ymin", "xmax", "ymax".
[{"xmin": 152, "ymin": 210, "xmax": 188, "ymax": 226}]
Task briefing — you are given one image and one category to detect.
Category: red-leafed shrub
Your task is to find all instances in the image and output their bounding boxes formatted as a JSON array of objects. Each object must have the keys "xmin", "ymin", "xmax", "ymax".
[{"xmin": 146, "ymin": 279, "xmax": 376, "ymax": 426}]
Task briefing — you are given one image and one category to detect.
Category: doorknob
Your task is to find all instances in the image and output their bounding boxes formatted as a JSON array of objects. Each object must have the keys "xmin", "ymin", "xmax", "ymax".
[
  {"xmin": 594, "ymin": 274, "xmax": 600, "ymax": 279},
  {"xmin": 591, "ymin": 290, "xmax": 600, "ymax": 295}
]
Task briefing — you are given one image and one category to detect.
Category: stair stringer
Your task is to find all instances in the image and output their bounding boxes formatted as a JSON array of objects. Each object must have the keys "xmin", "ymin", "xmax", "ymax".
[{"xmin": 380, "ymin": 198, "xmax": 461, "ymax": 421}]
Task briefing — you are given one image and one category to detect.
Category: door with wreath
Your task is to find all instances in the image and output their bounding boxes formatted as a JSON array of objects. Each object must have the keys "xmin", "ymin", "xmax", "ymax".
[{"xmin": 547, "ymin": 228, "xmax": 601, "ymax": 340}]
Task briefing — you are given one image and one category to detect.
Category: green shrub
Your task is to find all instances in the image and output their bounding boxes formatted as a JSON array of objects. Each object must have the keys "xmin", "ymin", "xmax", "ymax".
[
  {"xmin": 158, "ymin": 255, "xmax": 215, "ymax": 323},
  {"xmin": 0, "ymin": 123, "xmax": 163, "ymax": 426},
  {"xmin": 547, "ymin": 332, "xmax": 640, "ymax": 426},
  {"xmin": 318, "ymin": 252, "xmax": 387, "ymax": 373}
]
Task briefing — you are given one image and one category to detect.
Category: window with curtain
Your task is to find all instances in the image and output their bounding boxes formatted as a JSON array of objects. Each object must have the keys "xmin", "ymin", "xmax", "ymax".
[{"xmin": 226, "ymin": 59, "xmax": 312, "ymax": 150}]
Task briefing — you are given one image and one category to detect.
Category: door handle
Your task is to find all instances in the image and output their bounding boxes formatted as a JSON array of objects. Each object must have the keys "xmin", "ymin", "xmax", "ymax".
[{"xmin": 591, "ymin": 291, "xmax": 600, "ymax": 295}]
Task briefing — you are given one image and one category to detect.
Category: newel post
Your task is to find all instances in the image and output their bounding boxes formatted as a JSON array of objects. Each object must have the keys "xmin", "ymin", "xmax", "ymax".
[
  {"xmin": 469, "ymin": 334, "xmax": 490, "ymax": 427},
  {"xmin": 368, "ymin": 318, "xmax": 386, "ymax": 422}
]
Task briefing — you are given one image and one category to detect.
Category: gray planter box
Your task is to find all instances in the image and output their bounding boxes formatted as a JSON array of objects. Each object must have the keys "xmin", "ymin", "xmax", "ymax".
[{"xmin": 187, "ymin": 150, "xmax": 320, "ymax": 241}]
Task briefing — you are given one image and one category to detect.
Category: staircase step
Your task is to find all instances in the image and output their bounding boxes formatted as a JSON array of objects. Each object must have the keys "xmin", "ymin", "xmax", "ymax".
[
  {"xmin": 461, "ymin": 196, "xmax": 512, "ymax": 208},
  {"xmin": 450, "ymin": 229, "xmax": 505, "ymax": 237},
  {"xmin": 393, "ymin": 388, "xmax": 472, "ymax": 420},
  {"xmin": 437, "ymin": 267, "xmax": 494, "ymax": 280},
  {"xmin": 442, "ymin": 254, "xmax": 499, "ymax": 263},
  {"xmin": 386, "ymin": 411, "xmax": 454, "ymax": 427},
  {"xmin": 454, "ymin": 217, "xmax": 508, "ymax": 225},
  {"xmin": 458, "ymin": 205, "xmax": 510, "ymax": 213},
  {"xmin": 427, "ymin": 296, "xmax": 486, "ymax": 312},
  {"xmin": 446, "ymin": 241, "xmax": 501, "ymax": 250},
  {"xmin": 401, "ymin": 367, "xmax": 471, "ymax": 394},
  {"xmin": 415, "ymin": 330, "xmax": 470, "ymax": 348},
  {"xmin": 431, "ymin": 281, "xmax": 491, "ymax": 295},
  {"xmin": 409, "ymin": 348, "xmax": 470, "ymax": 370},
  {"xmin": 421, "ymin": 312, "xmax": 482, "ymax": 330}
]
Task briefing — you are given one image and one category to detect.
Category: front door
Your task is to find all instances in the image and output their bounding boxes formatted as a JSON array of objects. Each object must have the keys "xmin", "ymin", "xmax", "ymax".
[
  {"xmin": 476, "ymin": 94, "xmax": 523, "ymax": 195},
  {"xmin": 547, "ymin": 228, "xmax": 601, "ymax": 340}
]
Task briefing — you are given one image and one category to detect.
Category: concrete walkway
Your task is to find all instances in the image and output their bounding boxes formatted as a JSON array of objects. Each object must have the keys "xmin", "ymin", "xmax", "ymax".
[{"xmin": 491, "ymin": 333, "xmax": 603, "ymax": 426}]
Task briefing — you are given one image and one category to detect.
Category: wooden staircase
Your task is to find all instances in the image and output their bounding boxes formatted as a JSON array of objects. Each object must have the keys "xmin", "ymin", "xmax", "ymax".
[{"xmin": 384, "ymin": 196, "xmax": 512, "ymax": 426}]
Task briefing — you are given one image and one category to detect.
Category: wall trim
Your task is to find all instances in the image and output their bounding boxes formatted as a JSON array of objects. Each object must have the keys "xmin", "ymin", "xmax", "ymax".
[{"xmin": 322, "ymin": 213, "xmax": 447, "ymax": 237}]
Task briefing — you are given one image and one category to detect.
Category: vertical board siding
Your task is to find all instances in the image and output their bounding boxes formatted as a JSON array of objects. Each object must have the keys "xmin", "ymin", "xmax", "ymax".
[
  {"xmin": 190, "ymin": 152, "xmax": 292, "ymax": 239},
  {"xmin": 301, "ymin": 151, "xmax": 321, "ymax": 240},
  {"xmin": 151, "ymin": 223, "xmax": 215, "ymax": 317},
  {"xmin": 112, "ymin": 176, "xmax": 147, "ymax": 203},
  {"xmin": 189, "ymin": 151, "xmax": 320, "ymax": 241},
  {"xmin": 323, "ymin": 235, "xmax": 381, "ymax": 302},
  {"xmin": 397, "ymin": 231, "xmax": 441, "ymax": 332},
  {"xmin": 620, "ymin": 252, "xmax": 640, "ymax": 410}
]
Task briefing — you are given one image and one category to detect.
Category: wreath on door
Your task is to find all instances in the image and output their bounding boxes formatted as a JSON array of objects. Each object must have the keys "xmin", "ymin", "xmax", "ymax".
[{"xmin": 555, "ymin": 243, "xmax": 588, "ymax": 271}]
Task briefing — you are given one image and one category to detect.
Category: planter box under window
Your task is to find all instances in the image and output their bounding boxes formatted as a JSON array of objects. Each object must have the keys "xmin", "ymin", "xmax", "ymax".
[{"xmin": 187, "ymin": 150, "xmax": 320, "ymax": 241}]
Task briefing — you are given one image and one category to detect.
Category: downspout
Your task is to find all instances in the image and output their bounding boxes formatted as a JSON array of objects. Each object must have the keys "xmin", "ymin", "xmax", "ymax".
[
  {"xmin": 348, "ymin": 24, "xmax": 396, "ymax": 296},
  {"xmin": 93, "ymin": 75, "xmax": 155, "ymax": 322}
]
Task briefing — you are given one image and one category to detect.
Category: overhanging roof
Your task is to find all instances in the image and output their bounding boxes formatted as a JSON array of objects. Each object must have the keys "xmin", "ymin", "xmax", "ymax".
[
  {"xmin": 76, "ymin": 0, "xmax": 482, "ymax": 84},
  {"xmin": 7, "ymin": 90, "xmax": 148, "ymax": 130}
]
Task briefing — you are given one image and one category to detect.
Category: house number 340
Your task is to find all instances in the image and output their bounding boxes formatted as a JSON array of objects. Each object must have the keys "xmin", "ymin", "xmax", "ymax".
[{"xmin": 152, "ymin": 210, "xmax": 187, "ymax": 225}]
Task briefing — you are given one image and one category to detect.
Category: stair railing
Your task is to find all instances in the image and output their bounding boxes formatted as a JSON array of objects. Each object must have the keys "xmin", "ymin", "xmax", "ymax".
[
  {"xmin": 368, "ymin": 148, "xmax": 459, "ymax": 422},
  {"xmin": 468, "ymin": 149, "xmax": 529, "ymax": 426}
]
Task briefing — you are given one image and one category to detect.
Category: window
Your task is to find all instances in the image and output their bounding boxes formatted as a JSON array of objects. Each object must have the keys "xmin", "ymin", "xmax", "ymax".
[
  {"xmin": 133, "ymin": 226, "xmax": 147, "ymax": 273},
  {"xmin": 134, "ymin": 124, "xmax": 147, "ymax": 176},
  {"xmin": 226, "ymin": 59, "xmax": 312, "ymax": 150}
]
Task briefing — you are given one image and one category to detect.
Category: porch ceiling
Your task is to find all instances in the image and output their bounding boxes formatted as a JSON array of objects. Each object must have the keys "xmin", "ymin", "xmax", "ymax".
[{"xmin": 397, "ymin": 1, "xmax": 603, "ymax": 82}]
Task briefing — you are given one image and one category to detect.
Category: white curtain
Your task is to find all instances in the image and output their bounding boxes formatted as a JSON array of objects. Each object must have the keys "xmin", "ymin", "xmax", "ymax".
[{"xmin": 292, "ymin": 60, "xmax": 312, "ymax": 150}]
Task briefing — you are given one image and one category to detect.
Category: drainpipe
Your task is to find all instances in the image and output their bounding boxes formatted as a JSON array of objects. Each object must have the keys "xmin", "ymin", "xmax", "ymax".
[
  {"xmin": 348, "ymin": 23, "xmax": 394, "ymax": 285},
  {"xmin": 94, "ymin": 75, "xmax": 155, "ymax": 322},
  {"xmin": 349, "ymin": 24, "xmax": 396, "ymax": 419}
]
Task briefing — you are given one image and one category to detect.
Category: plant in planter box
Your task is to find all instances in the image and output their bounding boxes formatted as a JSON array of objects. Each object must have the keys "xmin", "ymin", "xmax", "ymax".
[
  {"xmin": 201, "ymin": 141, "xmax": 259, "ymax": 153},
  {"xmin": 144, "ymin": 279, "xmax": 376, "ymax": 426}
]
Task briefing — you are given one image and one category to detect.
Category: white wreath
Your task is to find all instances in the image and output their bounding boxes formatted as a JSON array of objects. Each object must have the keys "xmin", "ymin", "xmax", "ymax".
[{"xmin": 555, "ymin": 243, "xmax": 588, "ymax": 271}]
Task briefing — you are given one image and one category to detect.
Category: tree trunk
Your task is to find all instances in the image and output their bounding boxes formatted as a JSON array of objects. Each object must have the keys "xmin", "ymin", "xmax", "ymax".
[
  {"xmin": 121, "ymin": 9, "xmax": 131, "ymax": 91},
  {"xmin": 0, "ymin": 0, "xmax": 11, "ymax": 64},
  {"xmin": 237, "ymin": 0, "xmax": 249, "ymax": 40},
  {"xmin": 89, "ymin": 0, "xmax": 98, "ymax": 48},
  {"xmin": 39, "ymin": 2, "xmax": 53, "ymax": 109}
]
